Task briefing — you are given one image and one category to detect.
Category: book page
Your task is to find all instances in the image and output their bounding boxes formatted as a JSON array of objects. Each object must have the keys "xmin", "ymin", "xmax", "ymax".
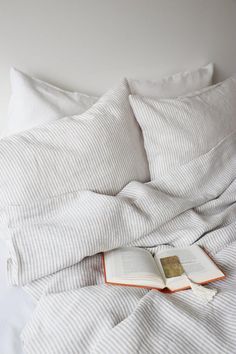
[
  {"xmin": 104, "ymin": 247, "xmax": 165, "ymax": 288},
  {"xmin": 154, "ymin": 245, "xmax": 224, "ymax": 291}
]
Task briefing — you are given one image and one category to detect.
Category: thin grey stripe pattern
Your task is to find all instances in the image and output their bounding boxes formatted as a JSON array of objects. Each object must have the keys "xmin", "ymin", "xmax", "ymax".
[
  {"xmin": 1, "ymin": 129, "xmax": 235, "ymax": 353},
  {"xmin": 129, "ymin": 75, "xmax": 236, "ymax": 179},
  {"xmin": 0, "ymin": 78, "xmax": 149, "ymax": 207}
]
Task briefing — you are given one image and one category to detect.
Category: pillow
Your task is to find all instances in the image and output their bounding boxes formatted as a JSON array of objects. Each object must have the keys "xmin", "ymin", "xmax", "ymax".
[
  {"xmin": 0, "ymin": 79, "xmax": 149, "ymax": 206},
  {"xmin": 3, "ymin": 68, "xmax": 98, "ymax": 136},
  {"xmin": 128, "ymin": 63, "xmax": 213, "ymax": 98},
  {"xmin": 129, "ymin": 75, "xmax": 236, "ymax": 179}
]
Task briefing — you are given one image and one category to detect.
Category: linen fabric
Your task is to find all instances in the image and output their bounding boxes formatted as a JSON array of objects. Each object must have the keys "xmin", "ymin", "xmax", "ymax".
[
  {"xmin": 4, "ymin": 131, "xmax": 236, "ymax": 354},
  {"xmin": 0, "ymin": 79, "xmax": 149, "ymax": 209},
  {"xmin": 129, "ymin": 75, "xmax": 236, "ymax": 178}
]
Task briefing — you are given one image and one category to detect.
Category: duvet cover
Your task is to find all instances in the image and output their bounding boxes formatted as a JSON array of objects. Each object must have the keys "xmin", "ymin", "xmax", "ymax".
[{"xmin": 3, "ymin": 131, "xmax": 236, "ymax": 354}]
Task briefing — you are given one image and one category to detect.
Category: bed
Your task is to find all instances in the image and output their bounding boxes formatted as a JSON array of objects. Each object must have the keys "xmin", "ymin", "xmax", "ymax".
[{"xmin": 0, "ymin": 64, "xmax": 236, "ymax": 354}]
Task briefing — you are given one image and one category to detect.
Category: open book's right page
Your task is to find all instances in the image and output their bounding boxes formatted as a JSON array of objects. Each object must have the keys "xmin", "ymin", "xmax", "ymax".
[{"xmin": 154, "ymin": 245, "xmax": 225, "ymax": 292}]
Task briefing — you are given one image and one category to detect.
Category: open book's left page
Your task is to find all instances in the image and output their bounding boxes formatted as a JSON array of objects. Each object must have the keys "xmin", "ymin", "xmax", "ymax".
[{"xmin": 104, "ymin": 247, "xmax": 165, "ymax": 289}]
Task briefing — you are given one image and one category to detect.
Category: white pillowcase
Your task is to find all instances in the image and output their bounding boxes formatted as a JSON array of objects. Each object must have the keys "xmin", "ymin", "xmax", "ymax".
[
  {"xmin": 128, "ymin": 63, "xmax": 213, "ymax": 98},
  {"xmin": 4, "ymin": 64, "xmax": 213, "ymax": 137},
  {"xmin": 0, "ymin": 79, "xmax": 149, "ymax": 206},
  {"xmin": 4, "ymin": 68, "xmax": 98, "ymax": 136},
  {"xmin": 129, "ymin": 75, "xmax": 236, "ymax": 179}
]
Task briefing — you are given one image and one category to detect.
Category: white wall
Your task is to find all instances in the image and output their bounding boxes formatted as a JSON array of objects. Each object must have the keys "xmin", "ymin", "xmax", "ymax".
[{"xmin": 1, "ymin": 0, "xmax": 236, "ymax": 132}]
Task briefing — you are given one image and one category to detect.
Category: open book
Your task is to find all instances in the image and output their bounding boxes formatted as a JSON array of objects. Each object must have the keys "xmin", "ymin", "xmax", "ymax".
[{"xmin": 103, "ymin": 245, "xmax": 225, "ymax": 292}]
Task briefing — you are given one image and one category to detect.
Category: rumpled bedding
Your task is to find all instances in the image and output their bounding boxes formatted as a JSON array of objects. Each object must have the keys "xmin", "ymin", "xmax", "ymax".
[{"xmin": 5, "ymin": 131, "xmax": 236, "ymax": 354}]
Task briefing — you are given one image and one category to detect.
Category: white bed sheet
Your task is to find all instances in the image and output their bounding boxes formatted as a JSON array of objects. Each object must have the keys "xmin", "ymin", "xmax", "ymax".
[{"xmin": 0, "ymin": 239, "xmax": 35, "ymax": 354}]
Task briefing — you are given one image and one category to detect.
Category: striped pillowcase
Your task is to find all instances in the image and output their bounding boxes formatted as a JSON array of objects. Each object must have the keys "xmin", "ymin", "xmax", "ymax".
[
  {"xmin": 0, "ymin": 79, "xmax": 149, "ymax": 207},
  {"xmin": 129, "ymin": 76, "xmax": 236, "ymax": 179}
]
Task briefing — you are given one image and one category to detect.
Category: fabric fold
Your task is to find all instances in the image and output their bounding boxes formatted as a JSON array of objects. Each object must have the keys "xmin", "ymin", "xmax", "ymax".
[{"xmin": 6, "ymin": 131, "xmax": 236, "ymax": 286}]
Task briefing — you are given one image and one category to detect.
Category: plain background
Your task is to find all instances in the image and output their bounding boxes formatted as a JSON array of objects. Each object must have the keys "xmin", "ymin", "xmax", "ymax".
[{"xmin": 0, "ymin": 0, "xmax": 236, "ymax": 132}]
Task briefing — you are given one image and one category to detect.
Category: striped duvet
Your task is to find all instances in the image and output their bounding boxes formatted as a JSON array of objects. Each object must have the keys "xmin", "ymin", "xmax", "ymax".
[{"xmin": 5, "ymin": 131, "xmax": 236, "ymax": 354}]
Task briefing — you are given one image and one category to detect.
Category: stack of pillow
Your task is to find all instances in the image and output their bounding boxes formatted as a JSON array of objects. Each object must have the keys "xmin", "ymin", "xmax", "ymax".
[
  {"xmin": 0, "ymin": 63, "xmax": 219, "ymax": 205},
  {"xmin": 5, "ymin": 64, "xmax": 214, "ymax": 137},
  {"xmin": 1, "ymin": 63, "xmax": 236, "ymax": 209}
]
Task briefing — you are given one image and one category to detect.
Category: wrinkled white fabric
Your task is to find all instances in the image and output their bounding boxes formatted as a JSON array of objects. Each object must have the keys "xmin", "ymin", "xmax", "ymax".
[
  {"xmin": 2, "ymin": 131, "xmax": 236, "ymax": 354},
  {"xmin": 0, "ymin": 239, "xmax": 35, "ymax": 354}
]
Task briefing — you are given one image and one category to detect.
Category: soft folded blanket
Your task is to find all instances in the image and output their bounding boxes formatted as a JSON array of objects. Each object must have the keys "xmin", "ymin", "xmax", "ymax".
[{"xmin": 5, "ymin": 132, "xmax": 236, "ymax": 354}]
